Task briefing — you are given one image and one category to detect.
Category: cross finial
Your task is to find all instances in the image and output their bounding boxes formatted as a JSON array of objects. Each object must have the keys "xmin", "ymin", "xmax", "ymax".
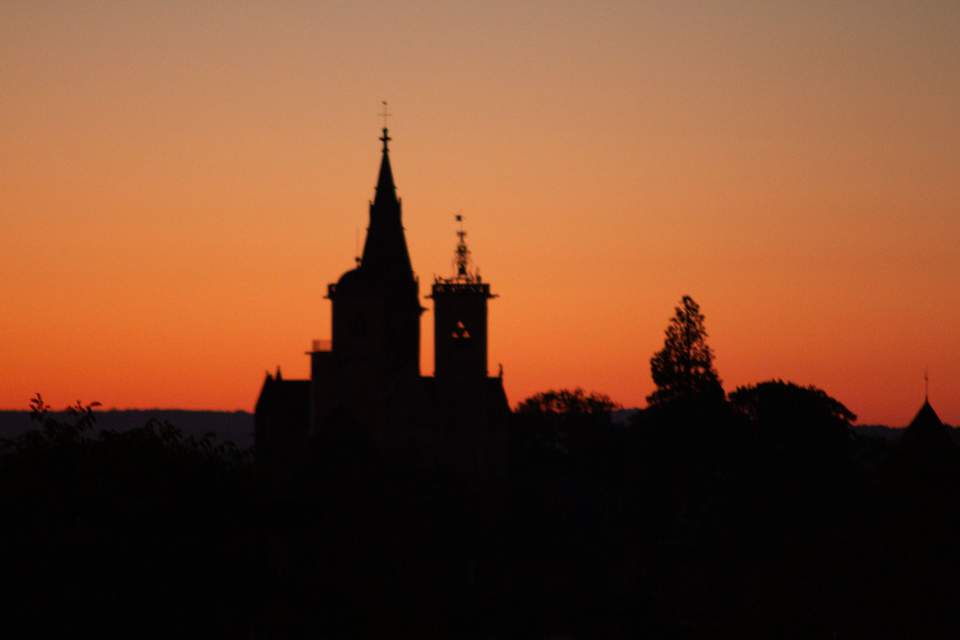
[{"xmin": 378, "ymin": 101, "xmax": 392, "ymax": 152}]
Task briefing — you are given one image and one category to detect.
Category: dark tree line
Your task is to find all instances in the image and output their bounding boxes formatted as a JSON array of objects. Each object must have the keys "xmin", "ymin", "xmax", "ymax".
[
  {"xmin": 0, "ymin": 395, "xmax": 254, "ymax": 637},
  {"xmin": 505, "ymin": 296, "xmax": 960, "ymax": 638},
  {"xmin": 2, "ymin": 297, "xmax": 959, "ymax": 638}
]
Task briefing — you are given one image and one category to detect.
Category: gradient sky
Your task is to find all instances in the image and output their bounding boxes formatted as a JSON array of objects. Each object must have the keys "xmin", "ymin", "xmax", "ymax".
[{"xmin": 2, "ymin": 1, "xmax": 958, "ymax": 425}]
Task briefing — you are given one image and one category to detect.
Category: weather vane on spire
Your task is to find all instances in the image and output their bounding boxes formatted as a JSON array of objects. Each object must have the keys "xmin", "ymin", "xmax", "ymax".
[
  {"xmin": 378, "ymin": 100, "xmax": 392, "ymax": 151},
  {"xmin": 379, "ymin": 100, "xmax": 392, "ymax": 128}
]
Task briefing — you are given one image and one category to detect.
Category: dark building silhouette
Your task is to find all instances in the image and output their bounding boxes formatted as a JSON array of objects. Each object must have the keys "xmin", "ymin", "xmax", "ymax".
[
  {"xmin": 255, "ymin": 128, "xmax": 508, "ymax": 483},
  {"xmin": 902, "ymin": 398, "xmax": 950, "ymax": 442},
  {"xmin": 884, "ymin": 394, "xmax": 960, "ymax": 487},
  {"xmin": 898, "ymin": 396, "xmax": 956, "ymax": 458}
]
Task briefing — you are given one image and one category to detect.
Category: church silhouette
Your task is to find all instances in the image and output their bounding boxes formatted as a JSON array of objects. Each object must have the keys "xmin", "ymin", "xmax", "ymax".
[{"xmin": 255, "ymin": 127, "xmax": 509, "ymax": 484}]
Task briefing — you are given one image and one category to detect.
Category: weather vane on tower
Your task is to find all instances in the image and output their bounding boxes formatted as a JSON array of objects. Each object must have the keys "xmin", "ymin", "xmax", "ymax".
[{"xmin": 453, "ymin": 212, "xmax": 477, "ymax": 282}]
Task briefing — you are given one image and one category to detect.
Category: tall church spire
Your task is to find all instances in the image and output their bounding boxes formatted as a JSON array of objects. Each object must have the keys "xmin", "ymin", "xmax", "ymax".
[
  {"xmin": 330, "ymin": 124, "xmax": 422, "ymax": 377},
  {"xmin": 373, "ymin": 127, "xmax": 398, "ymax": 210},
  {"xmin": 361, "ymin": 126, "xmax": 413, "ymax": 278}
]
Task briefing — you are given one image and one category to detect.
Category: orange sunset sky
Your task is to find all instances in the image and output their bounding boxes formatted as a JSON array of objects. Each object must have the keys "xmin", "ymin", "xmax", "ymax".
[{"xmin": 2, "ymin": 2, "xmax": 958, "ymax": 425}]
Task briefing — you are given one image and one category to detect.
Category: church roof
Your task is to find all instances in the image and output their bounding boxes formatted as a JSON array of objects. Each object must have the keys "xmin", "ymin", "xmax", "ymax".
[
  {"xmin": 334, "ymin": 266, "xmax": 370, "ymax": 292},
  {"xmin": 254, "ymin": 373, "xmax": 309, "ymax": 417},
  {"xmin": 908, "ymin": 399, "xmax": 944, "ymax": 432},
  {"xmin": 900, "ymin": 398, "xmax": 955, "ymax": 453}
]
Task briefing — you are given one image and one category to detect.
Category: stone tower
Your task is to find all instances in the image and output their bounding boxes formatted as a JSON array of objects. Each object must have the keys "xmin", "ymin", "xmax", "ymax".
[{"xmin": 430, "ymin": 216, "xmax": 495, "ymax": 383}]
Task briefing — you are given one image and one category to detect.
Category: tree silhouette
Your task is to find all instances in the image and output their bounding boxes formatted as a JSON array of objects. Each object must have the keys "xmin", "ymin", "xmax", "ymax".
[
  {"xmin": 514, "ymin": 388, "xmax": 619, "ymax": 455},
  {"xmin": 729, "ymin": 379, "xmax": 854, "ymax": 471},
  {"xmin": 516, "ymin": 388, "xmax": 618, "ymax": 417},
  {"xmin": 647, "ymin": 295, "xmax": 723, "ymax": 407},
  {"xmin": 729, "ymin": 380, "xmax": 856, "ymax": 429}
]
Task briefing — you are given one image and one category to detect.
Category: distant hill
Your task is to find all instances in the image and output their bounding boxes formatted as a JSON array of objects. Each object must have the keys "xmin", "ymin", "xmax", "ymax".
[
  {"xmin": 853, "ymin": 424, "xmax": 902, "ymax": 441},
  {"xmin": 611, "ymin": 408, "xmax": 641, "ymax": 425},
  {"xmin": 0, "ymin": 409, "xmax": 254, "ymax": 448},
  {"xmin": 613, "ymin": 408, "xmax": 957, "ymax": 444},
  {"xmin": 1, "ymin": 408, "xmax": 951, "ymax": 451}
]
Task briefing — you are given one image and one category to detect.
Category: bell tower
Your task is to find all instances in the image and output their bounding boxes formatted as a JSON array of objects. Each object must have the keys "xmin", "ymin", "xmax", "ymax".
[{"xmin": 430, "ymin": 215, "xmax": 495, "ymax": 382}]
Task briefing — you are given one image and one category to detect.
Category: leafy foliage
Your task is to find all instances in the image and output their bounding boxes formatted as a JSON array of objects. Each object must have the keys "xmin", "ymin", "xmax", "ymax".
[
  {"xmin": 729, "ymin": 379, "xmax": 857, "ymax": 428},
  {"xmin": 728, "ymin": 379, "xmax": 855, "ymax": 469},
  {"xmin": 0, "ymin": 394, "xmax": 255, "ymax": 636},
  {"xmin": 516, "ymin": 388, "xmax": 619, "ymax": 417},
  {"xmin": 515, "ymin": 388, "xmax": 619, "ymax": 455},
  {"xmin": 4, "ymin": 393, "xmax": 249, "ymax": 465}
]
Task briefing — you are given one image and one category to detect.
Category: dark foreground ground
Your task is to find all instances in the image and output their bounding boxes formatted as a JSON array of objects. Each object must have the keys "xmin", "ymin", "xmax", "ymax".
[{"xmin": 2, "ymin": 397, "xmax": 959, "ymax": 638}]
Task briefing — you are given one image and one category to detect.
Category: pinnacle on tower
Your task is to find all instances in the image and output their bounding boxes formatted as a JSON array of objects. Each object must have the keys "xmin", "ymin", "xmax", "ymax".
[{"xmin": 440, "ymin": 213, "xmax": 480, "ymax": 284}]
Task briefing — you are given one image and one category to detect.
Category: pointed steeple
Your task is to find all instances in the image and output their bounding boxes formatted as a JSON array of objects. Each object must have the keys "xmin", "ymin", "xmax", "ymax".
[
  {"xmin": 899, "ymin": 396, "xmax": 954, "ymax": 455},
  {"xmin": 373, "ymin": 127, "xmax": 398, "ymax": 209},
  {"xmin": 329, "ymin": 125, "xmax": 423, "ymax": 378},
  {"xmin": 360, "ymin": 127, "xmax": 413, "ymax": 278},
  {"xmin": 908, "ymin": 369, "xmax": 944, "ymax": 430}
]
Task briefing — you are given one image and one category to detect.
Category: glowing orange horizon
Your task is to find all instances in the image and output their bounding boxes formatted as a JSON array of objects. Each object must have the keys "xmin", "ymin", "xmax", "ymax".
[{"xmin": 2, "ymin": 2, "xmax": 958, "ymax": 426}]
